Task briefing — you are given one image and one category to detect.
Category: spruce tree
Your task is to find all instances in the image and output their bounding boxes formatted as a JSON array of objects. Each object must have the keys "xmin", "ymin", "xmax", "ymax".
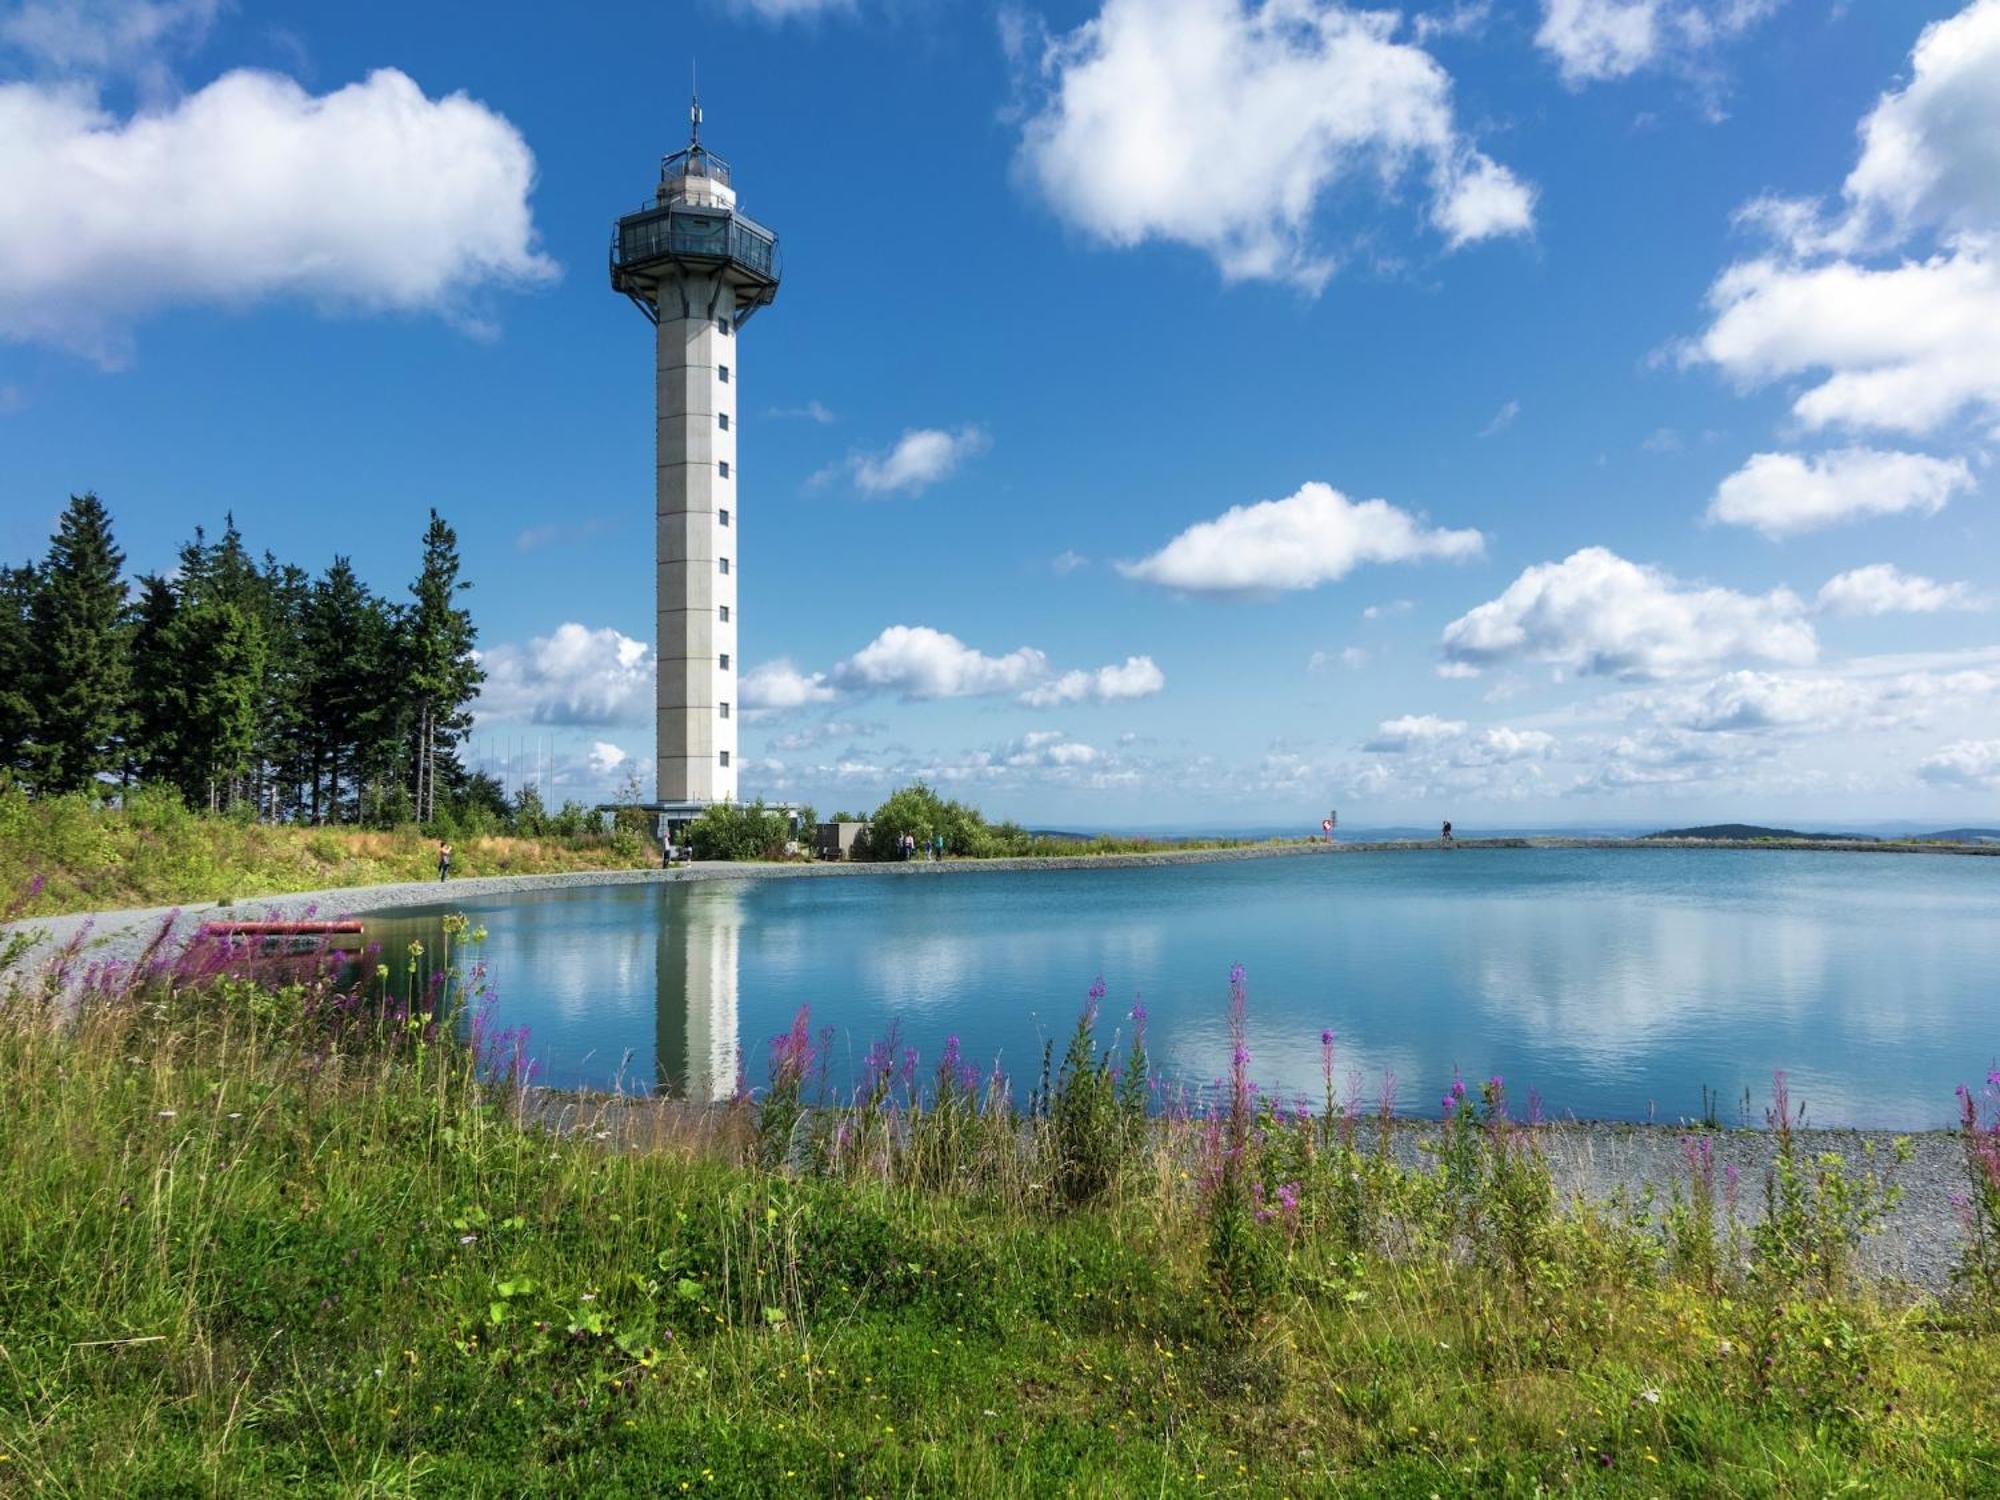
[
  {"xmin": 256, "ymin": 555, "xmax": 312, "ymax": 818},
  {"xmin": 0, "ymin": 565, "xmax": 38, "ymax": 777},
  {"xmin": 27, "ymin": 494, "xmax": 129, "ymax": 793},
  {"xmin": 125, "ymin": 574, "xmax": 182, "ymax": 786},
  {"xmin": 403, "ymin": 511, "xmax": 483, "ymax": 824},
  {"xmin": 168, "ymin": 598, "xmax": 266, "ymax": 811},
  {"xmin": 304, "ymin": 557, "xmax": 395, "ymax": 823}
]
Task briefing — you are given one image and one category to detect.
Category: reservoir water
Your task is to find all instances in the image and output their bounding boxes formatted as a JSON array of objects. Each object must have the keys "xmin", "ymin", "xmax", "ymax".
[{"xmin": 363, "ymin": 848, "xmax": 2000, "ymax": 1128}]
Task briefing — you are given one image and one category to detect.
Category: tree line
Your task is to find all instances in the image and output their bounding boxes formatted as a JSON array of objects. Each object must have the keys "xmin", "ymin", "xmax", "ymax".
[{"xmin": 0, "ymin": 493, "xmax": 483, "ymax": 825}]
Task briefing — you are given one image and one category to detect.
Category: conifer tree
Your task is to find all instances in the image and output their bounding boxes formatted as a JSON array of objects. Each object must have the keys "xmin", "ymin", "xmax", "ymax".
[
  {"xmin": 0, "ymin": 564, "xmax": 38, "ymax": 776},
  {"xmin": 256, "ymin": 555, "xmax": 312, "ymax": 818},
  {"xmin": 168, "ymin": 598, "xmax": 266, "ymax": 811},
  {"xmin": 27, "ymin": 494, "xmax": 129, "ymax": 793},
  {"xmin": 125, "ymin": 574, "xmax": 182, "ymax": 785},
  {"xmin": 304, "ymin": 557, "xmax": 395, "ymax": 822},
  {"xmin": 403, "ymin": 510, "xmax": 483, "ymax": 824}
]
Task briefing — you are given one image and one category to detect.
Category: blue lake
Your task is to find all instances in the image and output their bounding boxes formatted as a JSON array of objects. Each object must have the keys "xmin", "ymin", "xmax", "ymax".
[{"xmin": 363, "ymin": 848, "xmax": 2000, "ymax": 1128}]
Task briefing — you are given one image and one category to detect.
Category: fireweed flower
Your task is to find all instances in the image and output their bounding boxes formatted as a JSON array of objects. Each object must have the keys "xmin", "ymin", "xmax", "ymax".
[{"xmin": 767, "ymin": 1005, "xmax": 815, "ymax": 1090}]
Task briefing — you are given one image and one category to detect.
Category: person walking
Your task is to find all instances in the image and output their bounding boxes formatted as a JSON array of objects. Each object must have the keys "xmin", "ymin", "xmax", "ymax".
[
  {"xmin": 1440, "ymin": 820, "xmax": 1453, "ymax": 848},
  {"xmin": 437, "ymin": 840, "xmax": 453, "ymax": 881}
]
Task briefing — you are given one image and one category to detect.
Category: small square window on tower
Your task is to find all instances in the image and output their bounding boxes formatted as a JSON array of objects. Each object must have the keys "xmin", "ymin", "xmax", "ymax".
[
  {"xmin": 719, "ymin": 750, "xmax": 731, "ymax": 767},
  {"xmin": 718, "ymin": 365, "xmax": 730, "ymax": 383},
  {"xmin": 718, "ymin": 460, "xmax": 730, "ymax": 478},
  {"xmin": 718, "ymin": 557, "xmax": 729, "ymax": 574},
  {"xmin": 718, "ymin": 508, "xmax": 730, "ymax": 527},
  {"xmin": 720, "ymin": 702, "xmax": 730, "ymax": 719},
  {"xmin": 718, "ymin": 604, "xmax": 729, "ymax": 622},
  {"xmin": 717, "ymin": 317, "xmax": 729, "ymax": 335},
  {"xmin": 719, "ymin": 653, "xmax": 731, "ymax": 670},
  {"xmin": 718, "ymin": 413, "xmax": 729, "ymax": 431}
]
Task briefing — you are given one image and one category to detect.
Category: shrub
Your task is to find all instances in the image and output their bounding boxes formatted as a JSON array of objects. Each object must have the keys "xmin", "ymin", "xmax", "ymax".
[
  {"xmin": 1664, "ymin": 1133, "xmax": 1736, "ymax": 1291},
  {"xmin": 687, "ymin": 799, "xmax": 790, "ymax": 861},
  {"xmin": 1044, "ymin": 982, "xmax": 1126, "ymax": 1207},
  {"xmin": 1751, "ymin": 1072, "xmax": 1908, "ymax": 1301},
  {"xmin": 860, "ymin": 782, "xmax": 988, "ymax": 859}
]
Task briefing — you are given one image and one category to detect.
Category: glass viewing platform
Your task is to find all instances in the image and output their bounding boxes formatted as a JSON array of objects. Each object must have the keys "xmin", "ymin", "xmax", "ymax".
[{"xmin": 611, "ymin": 207, "xmax": 779, "ymax": 282}]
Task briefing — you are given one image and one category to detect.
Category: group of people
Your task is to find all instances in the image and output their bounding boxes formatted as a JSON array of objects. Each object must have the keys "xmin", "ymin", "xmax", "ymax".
[{"xmin": 898, "ymin": 831, "xmax": 945, "ymax": 861}]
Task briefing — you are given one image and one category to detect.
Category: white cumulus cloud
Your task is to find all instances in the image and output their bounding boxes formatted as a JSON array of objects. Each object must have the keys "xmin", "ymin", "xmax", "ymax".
[
  {"xmin": 1705, "ymin": 448, "xmax": 1973, "ymax": 537},
  {"xmin": 1001, "ymin": 729, "xmax": 1103, "ymax": 768},
  {"xmin": 1919, "ymin": 738, "xmax": 2000, "ymax": 787},
  {"xmin": 1688, "ymin": 2, "xmax": 2000, "ymax": 435},
  {"xmin": 1816, "ymin": 563, "xmax": 1987, "ymax": 616},
  {"xmin": 816, "ymin": 426, "xmax": 989, "ymax": 496},
  {"xmin": 0, "ymin": 67, "xmax": 556, "ymax": 363},
  {"xmin": 1363, "ymin": 714, "xmax": 1468, "ymax": 751},
  {"xmin": 1835, "ymin": 0, "xmax": 2000, "ymax": 248},
  {"xmin": 832, "ymin": 625, "xmax": 1047, "ymax": 699},
  {"xmin": 1, "ymin": 0, "xmax": 219, "ymax": 74},
  {"xmin": 1535, "ymin": 0, "xmax": 1785, "ymax": 87},
  {"xmin": 1012, "ymin": 0, "xmax": 1532, "ymax": 292},
  {"xmin": 1440, "ymin": 546, "xmax": 1817, "ymax": 680},
  {"xmin": 758, "ymin": 626, "xmax": 1165, "ymax": 710},
  {"xmin": 1018, "ymin": 654, "xmax": 1166, "ymax": 707},
  {"xmin": 1616, "ymin": 662, "xmax": 2000, "ymax": 736},
  {"xmin": 1473, "ymin": 726, "xmax": 1557, "ymax": 762},
  {"xmin": 1120, "ymin": 481, "xmax": 1482, "ymax": 594},
  {"xmin": 1536, "ymin": 0, "xmax": 1659, "ymax": 85},
  {"xmin": 586, "ymin": 741, "xmax": 630, "ymax": 776},
  {"xmin": 740, "ymin": 659, "xmax": 839, "ymax": 711},
  {"xmin": 1690, "ymin": 250, "xmax": 2000, "ymax": 435},
  {"xmin": 476, "ymin": 624, "xmax": 651, "ymax": 727},
  {"xmin": 1642, "ymin": 670, "xmax": 1874, "ymax": 733}
]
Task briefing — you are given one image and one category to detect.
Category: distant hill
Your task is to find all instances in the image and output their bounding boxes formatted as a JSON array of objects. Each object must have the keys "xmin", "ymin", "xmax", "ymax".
[
  {"xmin": 1643, "ymin": 824, "xmax": 1876, "ymax": 843},
  {"xmin": 1915, "ymin": 828, "xmax": 2000, "ymax": 844}
]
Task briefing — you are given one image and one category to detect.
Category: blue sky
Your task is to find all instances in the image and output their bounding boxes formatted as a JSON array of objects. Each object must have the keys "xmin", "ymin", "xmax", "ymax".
[{"xmin": 3, "ymin": 0, "xmax": 1998, "ymax": 828}]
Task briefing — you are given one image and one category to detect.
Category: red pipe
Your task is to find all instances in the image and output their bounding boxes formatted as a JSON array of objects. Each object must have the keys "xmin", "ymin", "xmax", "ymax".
[{"xmin": 197, "ymin": 921, "xmax": 365, "ymax": 937}]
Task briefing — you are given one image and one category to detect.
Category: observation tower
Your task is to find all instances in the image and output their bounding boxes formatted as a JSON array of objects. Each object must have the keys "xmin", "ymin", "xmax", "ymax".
[{"xmin": 611, "ymin": 97, "xmax": 780, "ymax": 822}]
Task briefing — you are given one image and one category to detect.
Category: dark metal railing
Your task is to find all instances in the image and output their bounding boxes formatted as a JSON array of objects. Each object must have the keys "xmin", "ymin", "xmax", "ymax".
[
  {"xmin": 661, "ymin": 144, "xmax": 731, "ymax": 188},
  {"xmin": 613, "ymin": 210, "xmax": 778, "ymax": 280}
]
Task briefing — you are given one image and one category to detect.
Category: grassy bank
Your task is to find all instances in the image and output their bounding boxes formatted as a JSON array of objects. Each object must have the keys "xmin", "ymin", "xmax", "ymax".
[
  {"xmin": 2, "ymin": 937, "xmax": 1998, "ymax": 1495},
  {"xmin": 0, "ymin": 784, "xmax": 651, "ymax": 918}
]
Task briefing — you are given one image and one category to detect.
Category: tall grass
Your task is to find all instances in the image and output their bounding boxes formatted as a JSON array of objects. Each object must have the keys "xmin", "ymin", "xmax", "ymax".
[
  {"xmin": 0, "ymin": 928, "xmax": 1995, "ymax": 1494},
  {"xmin": 0, "ymin": 781, "xmax": 650, "ymax": 917}
]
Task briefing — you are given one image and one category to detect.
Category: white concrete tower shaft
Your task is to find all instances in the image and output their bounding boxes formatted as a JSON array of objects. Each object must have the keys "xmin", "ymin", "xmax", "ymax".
[
  {"xmin": 610, "ymin": 102, "xmax": 779, "ymax": 809},
  {"xmin": 656, "ymin": 273, "xmax": 738, "ymax": 803}
]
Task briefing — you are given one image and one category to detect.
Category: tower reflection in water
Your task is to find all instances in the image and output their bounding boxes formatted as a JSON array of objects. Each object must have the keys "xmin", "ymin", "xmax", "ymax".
[{"xmin": 654, "ymin": 882, "xmax": 744, "ymax": 1101}]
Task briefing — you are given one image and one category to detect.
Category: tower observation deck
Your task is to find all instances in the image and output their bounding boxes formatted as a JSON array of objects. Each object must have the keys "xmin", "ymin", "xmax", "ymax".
[{"xmin": 611, "ymin": 97, "xmax": 780, "ymax": 812}]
